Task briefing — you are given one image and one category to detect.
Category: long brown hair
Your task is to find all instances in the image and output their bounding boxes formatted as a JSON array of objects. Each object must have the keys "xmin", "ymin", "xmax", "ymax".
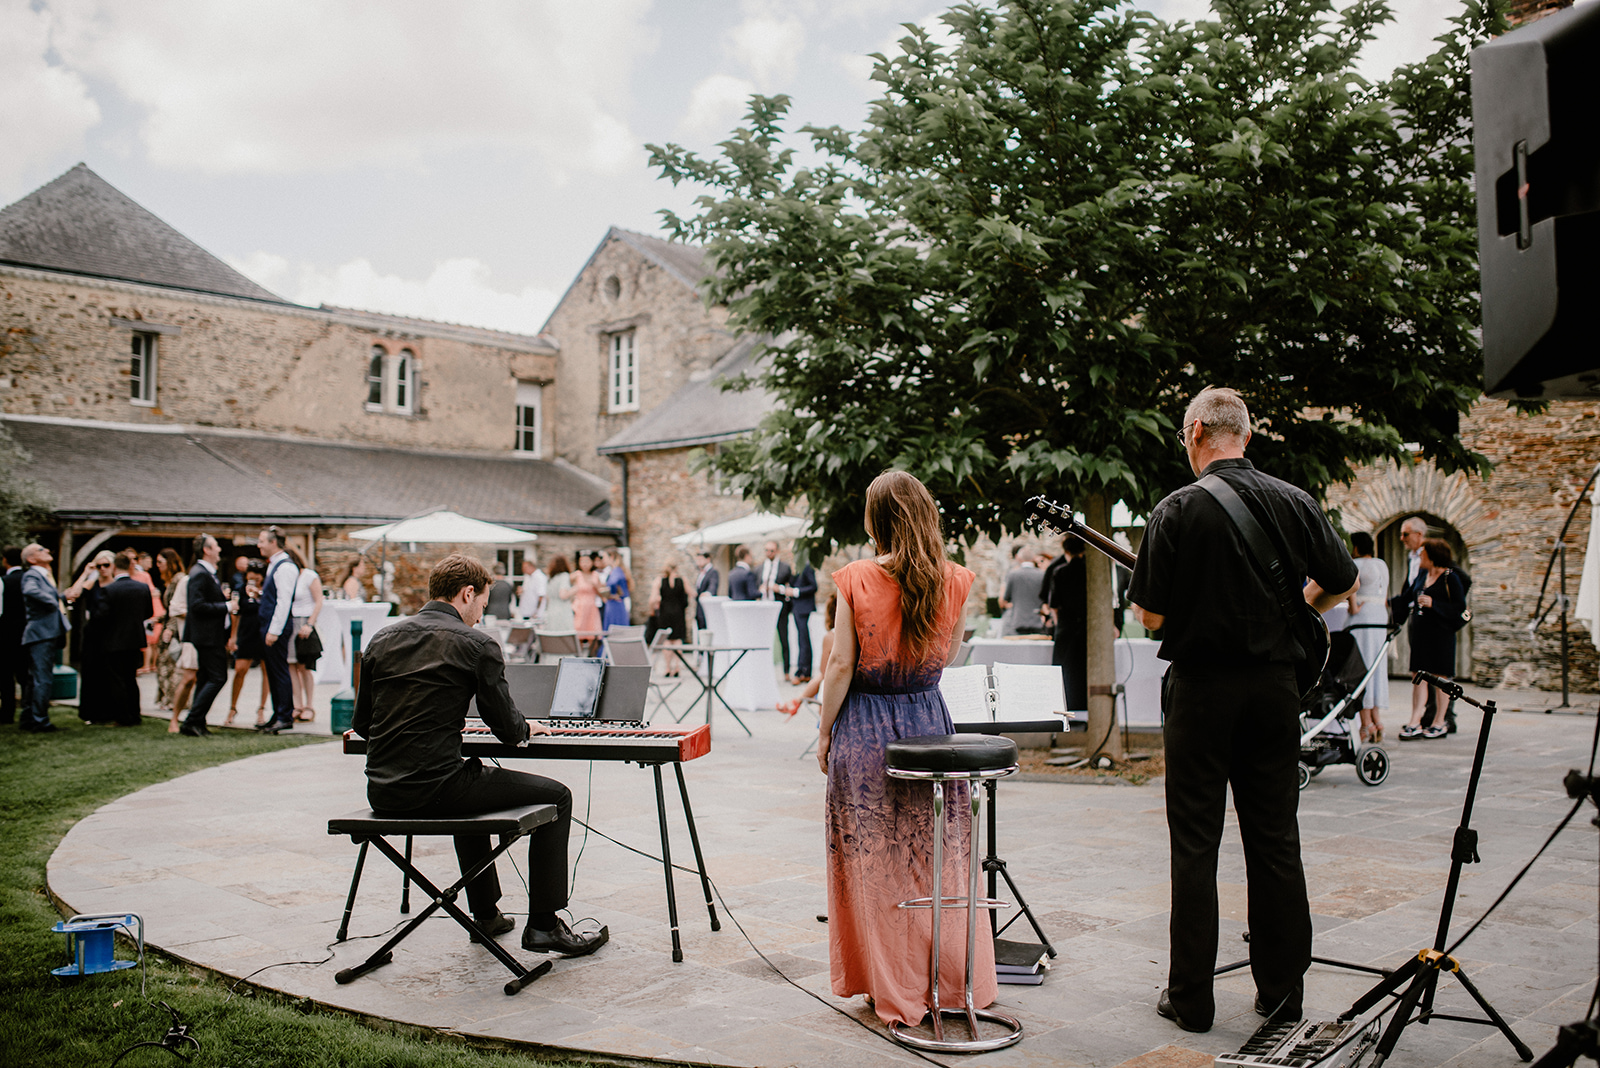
[{"xmin": 864, "ymin": 470, "xmax": 947, "ymax": 657}]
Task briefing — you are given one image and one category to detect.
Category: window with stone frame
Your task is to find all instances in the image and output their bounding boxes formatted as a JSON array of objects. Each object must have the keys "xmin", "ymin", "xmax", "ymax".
[
  {"xmin": 608, "ymin": 329, "xmax": 638, "ymax": 413},
  {"xmin": 514, "ymin": 381, "xmax": 542, "ymax": 456},
  {"xmin": 130, "ymin": 331, "xmax": 157, "ymax": 406},
  {"xmin": 365, "ymin": 344, "xmax": 418, "ymax": 415}
]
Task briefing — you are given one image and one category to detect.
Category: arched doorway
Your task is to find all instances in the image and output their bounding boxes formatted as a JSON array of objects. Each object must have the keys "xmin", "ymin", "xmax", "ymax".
[{"xmin": 1375, "ymin": 513, "xmax": 1472, "ymax": 680}]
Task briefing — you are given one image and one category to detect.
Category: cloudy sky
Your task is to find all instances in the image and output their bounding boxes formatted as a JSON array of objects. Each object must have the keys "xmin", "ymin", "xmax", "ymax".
[{"xmin": 6, "ymin": 0, "xmax": 1474, "ymax": 336}]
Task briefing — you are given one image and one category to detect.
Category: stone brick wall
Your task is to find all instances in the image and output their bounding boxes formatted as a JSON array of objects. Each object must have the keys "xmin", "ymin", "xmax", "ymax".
[
  {"xmin": 1326, "ymin": 398, "xmax": 1600, "ymax": 691},
  {"xmin": 0, "ymin": 267, "xmax": 556, "ymax": 456},
  {"xmin": 542, "ymin": 235, "xmax": 734, "ymax": 482}
]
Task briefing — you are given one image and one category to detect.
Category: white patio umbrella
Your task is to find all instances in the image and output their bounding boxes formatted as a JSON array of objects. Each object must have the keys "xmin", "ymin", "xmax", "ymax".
[
  {"xmin": 1574, "ymin": 486, "xmax": 1600, "ymax": 649},
  {"xmin": 670, "ymin": 511, "xmax": 809, "ymax": 547},
  {"xmin": 348, "ymin": 510, "xmax": 539, "ymax": 545},
  {"xmin": 348, "ymin": 510, "xmax": 538, "ymax": 603}
]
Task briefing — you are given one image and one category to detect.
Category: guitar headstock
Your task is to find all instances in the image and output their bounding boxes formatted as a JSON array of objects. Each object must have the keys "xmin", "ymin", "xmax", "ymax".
[{"xmin": 1023, "ymin": 496, "xmax": 1077, "ymax": 538}]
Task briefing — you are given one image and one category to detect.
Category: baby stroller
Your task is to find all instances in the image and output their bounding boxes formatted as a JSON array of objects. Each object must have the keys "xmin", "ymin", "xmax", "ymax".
[{"xmin": 1297, "ymin": 627, "xmax": 1393, "ymax": 789}]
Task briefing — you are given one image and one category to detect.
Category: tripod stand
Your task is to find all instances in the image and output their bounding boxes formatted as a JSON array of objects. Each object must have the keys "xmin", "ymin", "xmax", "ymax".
[{"xmin": 1338, "ymin": 673, "xmax": 1533, "ymax": 1066}]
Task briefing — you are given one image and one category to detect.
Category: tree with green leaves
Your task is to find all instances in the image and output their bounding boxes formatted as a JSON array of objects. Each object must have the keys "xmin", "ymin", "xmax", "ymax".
[
  {"xmin": 650, "ymin": 0, "xmax": 1503, "ymax": 752},
  {"xmin": 0, "ymin": 422, "xmax": 51, "ymax": 548}
]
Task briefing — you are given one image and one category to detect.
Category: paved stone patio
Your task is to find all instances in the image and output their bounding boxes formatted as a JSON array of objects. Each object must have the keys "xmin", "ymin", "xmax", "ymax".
[{"xmin": 47, "ymin": 679, "xmax": 1600, "ymax": 1067}]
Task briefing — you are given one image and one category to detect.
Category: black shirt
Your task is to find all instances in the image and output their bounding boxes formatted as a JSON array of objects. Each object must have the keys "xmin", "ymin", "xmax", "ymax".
[
  {"xmin": 1129, "ymin": 457, "xmax": 1357, "ymax": 667},
  {"xmin": 352, "ymin": 601, "xmax": 528, "ymax": 811}
]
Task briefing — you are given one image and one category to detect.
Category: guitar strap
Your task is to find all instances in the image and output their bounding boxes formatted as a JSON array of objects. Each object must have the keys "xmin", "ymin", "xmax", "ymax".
[{"xmin": 1196, "ymin": 473, "xmax": 1306, "ymax": 634}]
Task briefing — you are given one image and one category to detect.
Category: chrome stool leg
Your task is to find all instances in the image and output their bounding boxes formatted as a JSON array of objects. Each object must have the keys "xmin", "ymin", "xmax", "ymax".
[{"xmin": 888, "ymin": 769, "xmax": 1023, "ymax": 1054}]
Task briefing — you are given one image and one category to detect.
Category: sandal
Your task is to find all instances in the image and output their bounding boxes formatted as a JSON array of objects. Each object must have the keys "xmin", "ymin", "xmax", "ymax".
[
  {"xmin": 225, "ymin": 707, "xmax": 239, "ymax": 726},
  {"xmin": 1422, "ymin": 725, "xmax": 1447, "ymax": 739},
  {"xmin": 1398, "ymin": 724, "xmax": 1422, "ymax": 740},
  {"xmin": 295, "ymin": 708, "xmax": 316, "ymax": 723}
]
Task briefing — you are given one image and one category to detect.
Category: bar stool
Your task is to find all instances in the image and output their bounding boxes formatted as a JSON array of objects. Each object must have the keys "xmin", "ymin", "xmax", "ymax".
[{"xmin": 884, "ymin": 733, "xmax": 1025, "ymax": 1053}]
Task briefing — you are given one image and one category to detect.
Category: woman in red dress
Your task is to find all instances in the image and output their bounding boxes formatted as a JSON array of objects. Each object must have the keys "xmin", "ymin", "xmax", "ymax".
[{"xmin": 818, "ymin": 470, "xmax": 993, "ymax": 1026}]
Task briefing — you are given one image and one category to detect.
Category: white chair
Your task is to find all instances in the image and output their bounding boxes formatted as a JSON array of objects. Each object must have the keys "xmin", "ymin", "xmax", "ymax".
[
  {"xmin": 505, "ymin": 626, "xmax": 535, "ymax": 662},
  {"xmin": 603, "ymin": 634, "xmax": 682, "ymax": 722},
  {"xmin": 533, "ymin": 630, "xmax": 580, "ymax": 663},
  {"xmin": 605, "ymin": 624, "xmax": 647, "ymax": 641}
]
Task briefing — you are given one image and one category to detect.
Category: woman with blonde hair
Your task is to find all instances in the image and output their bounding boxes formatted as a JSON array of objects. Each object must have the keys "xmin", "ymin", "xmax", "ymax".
[{"xmin": 818, "ymin": 470, "xmax": 991, "ymax": 1026}]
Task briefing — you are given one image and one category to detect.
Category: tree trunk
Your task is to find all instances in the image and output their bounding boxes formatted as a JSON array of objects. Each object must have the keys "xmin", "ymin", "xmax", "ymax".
[{"xmin": 1084, "ymin": 494, "xmax": 1123, "ymax": 761}]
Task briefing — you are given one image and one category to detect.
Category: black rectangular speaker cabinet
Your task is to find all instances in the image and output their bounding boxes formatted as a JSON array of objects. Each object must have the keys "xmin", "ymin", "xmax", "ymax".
[{"xmin": 1472, "ymin": 3, "xmax": 1600, "ymax": 399}]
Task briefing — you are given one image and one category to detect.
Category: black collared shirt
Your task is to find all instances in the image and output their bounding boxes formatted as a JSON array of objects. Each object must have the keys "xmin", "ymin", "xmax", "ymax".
[
  {"xmin": 1129, "ymin": 457, "xmax": 1357, "ymax": 667},
  {"xmin": 352, "ymin": 601, "xmax": 528, "ymax": 810}
]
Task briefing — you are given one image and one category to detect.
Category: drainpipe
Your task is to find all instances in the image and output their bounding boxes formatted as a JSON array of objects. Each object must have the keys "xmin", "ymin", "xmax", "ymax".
[{"xmin": 617, "ymin": 455, "xmax": 630, "ymax": 548}]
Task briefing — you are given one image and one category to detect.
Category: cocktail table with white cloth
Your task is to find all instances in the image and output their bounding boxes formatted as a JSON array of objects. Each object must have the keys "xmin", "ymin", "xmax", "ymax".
[
  {"xmin": 967, "ymin": 635, "xmax": 1163, "ymax": 727},
  {"xmin": 314, "ymin": 601, "xmax": 398, "ymax": 685}
]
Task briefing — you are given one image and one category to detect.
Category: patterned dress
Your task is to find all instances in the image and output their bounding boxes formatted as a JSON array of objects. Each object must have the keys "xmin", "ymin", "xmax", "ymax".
[{"xmin": 826, "ymin": 558, "xmax": 995, "ymax": 1025}]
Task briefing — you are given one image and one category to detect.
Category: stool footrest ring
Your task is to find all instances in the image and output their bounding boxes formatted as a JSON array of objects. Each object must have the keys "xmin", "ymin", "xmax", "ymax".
[
  {"xmin": 890, "ymin": 1008, "xmax": 1024, "ymax": 1053},
  {"xmin": 896, "ymin": 896, "xmax": 1009, "ymax": 911}
]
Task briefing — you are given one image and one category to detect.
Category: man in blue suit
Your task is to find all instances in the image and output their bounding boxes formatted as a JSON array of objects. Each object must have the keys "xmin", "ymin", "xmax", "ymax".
[
  {"xmin": 100, "ymin": 552, "xmax": 154, "ymax": 727},
  {"xmin": 728, "ymin": 546, "xmax": 760, "ymax": 600},
  {"xmin": 18, "ymin": 543, "xmax": 68, "ymax": 733},
  {"xmin": 181, "ymin": 534, "xmax": 232, "ymax": 736},
  {"xmin": 790, "ymin": 562, "xmax": 818, "ymax": 682},
  {"xmin": 692, "ymin": 551, "xmax": 718, "ymax": 630},
  {"xmin": 1, "ymin": 546, "xmax": 27, "ymax": 725}
]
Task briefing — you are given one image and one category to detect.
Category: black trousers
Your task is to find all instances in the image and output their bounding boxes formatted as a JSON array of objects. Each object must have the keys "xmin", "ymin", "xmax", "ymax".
[
  {"xmin": 185, "ymin": 645, "xmax": 229, "ymax": 727},
  {"xmin": 793, "ymin": 609, "xmax": 813, "ymax": 678},
  {"xmin": 1163, "ymin": 664, "xmax": 1310, "ymax": 1028},
  {"xmin": 386, "ymin": 761, "xmax": 573, "ymax": 920},
  {"xmin": 1053, "ymin": 624, "xmax": 1087, "ymax": 711},
  {"xmin": 106, "ymin": 649, "xmax": 144, "ymax": 726},
  {"xmin": 0, "ymin": 642, "xmax": 20, "ymax": 723},
  {"xmin": 262, "ymin": 635, "xmax": 294, "ymax": 726},
  {"xmin": 775, "ymin": 601, "xmax": 792, "ymax": 674}
]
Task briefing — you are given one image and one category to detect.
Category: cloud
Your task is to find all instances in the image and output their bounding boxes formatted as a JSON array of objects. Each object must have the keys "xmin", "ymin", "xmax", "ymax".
[
  {"xmin": 726, "ymin": 12, "xmax": 807, "ymax": 87},
  {"xmin": 681, "ymin": 74, "xmax": 759, "ymax": 139},
  {"xmin": 35, "ymin": 0, "xmax": 654, "ymax": 177},
  {"xmin": 0, "ymin": 4, "xmax": 100, "ymax": 187},
  {"xmin": 231, "ymin": 252, "xmax": 559, "ymax": 336}
]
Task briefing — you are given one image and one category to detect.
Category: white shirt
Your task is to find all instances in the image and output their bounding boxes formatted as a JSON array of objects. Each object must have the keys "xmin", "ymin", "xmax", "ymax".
[
  {"xmin": 518, "ymin": 570, "xmax": 547, "ymax": 619},
  {"xmin": 290, "ymin": 567, "xmax": 318, "ymax": 616},
  {"xmin": 265, "ymin": 550, "xmax": 299, "ymax": 636},
  {"xmin": 760, "ymin": 558, "xmax": 779, "ymax": 600},
  {"xmin": 1406, "ymin": 547, "xmax": 1421, "ymax": 586}
]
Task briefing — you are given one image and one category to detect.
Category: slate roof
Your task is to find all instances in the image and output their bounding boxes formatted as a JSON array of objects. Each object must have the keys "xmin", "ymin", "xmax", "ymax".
[
  {"xmin": 610, "ymin": 227, "xmax": 711, "ymax": 293},
  {"xmin": 319, "ymin": 305, "xmax": 558, "ymax": 355},
  {"xmin": 6, "ymin": 416, "xmax": 617, "ymax": 534},
  {"xmin": 598, "ymin": 336, "xmax": 774, "ymax": 454},
  {"xmin": 0, "ymin": 164, "xmax": 287, "ymax": 303}
]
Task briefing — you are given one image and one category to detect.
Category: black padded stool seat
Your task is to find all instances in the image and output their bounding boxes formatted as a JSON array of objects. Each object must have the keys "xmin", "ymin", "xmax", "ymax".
[
  {"xmin": 886, "ymin": 734, "xmax": 1018, "ymax": 775},
  {"xmin": 327, "ymin": 803, "xmax": 559, "ymax": 995}
]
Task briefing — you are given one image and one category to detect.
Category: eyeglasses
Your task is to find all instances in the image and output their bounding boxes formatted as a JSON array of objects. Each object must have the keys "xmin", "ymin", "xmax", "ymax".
[
  {"xmin": 1177, "ymin": 420, "xmax": 1204, "ymax": 448},
  {"xmin": 95, "ymin": 563, "xmax": 111, "ymax": 570}
]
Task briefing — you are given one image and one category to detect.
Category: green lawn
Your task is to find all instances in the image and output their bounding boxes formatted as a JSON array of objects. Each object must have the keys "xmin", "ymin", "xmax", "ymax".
[{"xmin": 0, "ymin": 711, "xmax": 589, "ymax": 1067}]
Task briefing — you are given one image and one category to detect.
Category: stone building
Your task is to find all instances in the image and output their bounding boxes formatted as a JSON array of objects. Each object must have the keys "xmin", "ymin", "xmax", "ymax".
[{"xmin": 1, "ymin": 164, "xmax": 620, "ymax": 595}]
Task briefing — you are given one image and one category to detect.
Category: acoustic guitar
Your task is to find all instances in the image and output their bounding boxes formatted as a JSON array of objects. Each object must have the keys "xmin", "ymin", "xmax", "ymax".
[{"xmin": 1022, "ymin": 495, "xmax": 1330, "ymax": 704}]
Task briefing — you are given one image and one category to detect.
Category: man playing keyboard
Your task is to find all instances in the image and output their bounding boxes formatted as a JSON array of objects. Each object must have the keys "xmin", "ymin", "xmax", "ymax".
[{"xmin": 353, "ymin": 553, "xmax": 606, "ymax": 957}]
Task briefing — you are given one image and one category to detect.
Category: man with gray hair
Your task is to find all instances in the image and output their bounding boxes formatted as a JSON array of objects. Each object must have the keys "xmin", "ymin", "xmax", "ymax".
[
  {"xmin": 1130, "ymin": 386, "xmax": 1358, "ymax": 1033},
  {"xmin": 18, "ymin": 543, "xmax": 68, "ymax": 733}
]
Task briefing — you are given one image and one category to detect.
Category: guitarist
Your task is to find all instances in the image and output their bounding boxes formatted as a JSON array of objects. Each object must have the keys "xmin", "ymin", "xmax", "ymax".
[{"xmin": 1128, "ymin": 386, "xmax": 1357, "ymax": 1035}]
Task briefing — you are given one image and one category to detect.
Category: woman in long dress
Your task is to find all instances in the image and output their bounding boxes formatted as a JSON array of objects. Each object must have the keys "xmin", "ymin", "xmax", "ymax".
[
  {"xmin": 601, "ymin": 549, "xmax": 631, "ymax": 630},
  {"xmin": 569, "ymin": 553, "xmax": 603, "ymax": 637},
  {"xmin": 543, "ymin": 556, "xmax": 575, "ymax": 631},
  {"xmin": 1345, "ymin": 531, "xmax": 1389, "ymax": 743},
  {"xmin": 817, "ymin": 470, "xmax": 992, "ymax": 1027},
  {"xmin": 65, "ymin": 552, "xmax": 116, "ymax": 723}
]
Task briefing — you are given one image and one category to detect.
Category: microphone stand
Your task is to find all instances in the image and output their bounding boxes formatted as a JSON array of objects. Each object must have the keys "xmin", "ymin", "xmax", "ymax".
[{"xmin": 1338, "ymin": 673, "xmax": 1533, "ymax": 1066}]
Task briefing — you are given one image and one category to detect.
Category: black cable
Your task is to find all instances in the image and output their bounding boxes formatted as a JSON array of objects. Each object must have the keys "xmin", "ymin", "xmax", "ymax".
[
  {"xmin": 108, "ymin": 1001, "xmax": 200, "ymax": 1067},
  {"xmin": 1444, "ymin": 703, "xmax": 1600, "ymax": 958}
]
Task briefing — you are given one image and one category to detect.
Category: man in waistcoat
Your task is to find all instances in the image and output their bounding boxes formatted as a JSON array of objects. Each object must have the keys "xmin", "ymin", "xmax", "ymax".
[{"xmin": 255, "ymin": 526, "xmax": 299, "ymax": 734}]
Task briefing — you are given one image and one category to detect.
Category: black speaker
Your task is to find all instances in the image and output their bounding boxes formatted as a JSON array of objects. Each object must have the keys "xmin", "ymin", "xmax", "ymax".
[{"xmin": 1472, "ymin": 3, "xmax": 1600, "ymax": 399}]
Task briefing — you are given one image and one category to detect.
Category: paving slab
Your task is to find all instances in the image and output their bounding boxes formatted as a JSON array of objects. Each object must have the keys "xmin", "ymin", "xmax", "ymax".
[{"xmin": 46, "ymin": 679, "xmax": 1600, "ymax": 1068}]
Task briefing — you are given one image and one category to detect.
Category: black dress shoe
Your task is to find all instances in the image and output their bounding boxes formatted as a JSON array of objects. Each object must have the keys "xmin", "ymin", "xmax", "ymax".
[
  {"xmin": 21, "ymin": 723, "xmax": 60, "ymax": 734},
  {"xmin": 470, "ymin": 912, "xmax": 516, "ymax": 944},
  {"xmin": 1255, "ymin": 994, "xmax": 1302, "ymax": 1020},
  {"xmin": 258, "ymin": 720, "xmax": 294, "ymax": 735},
  {"xmin": 1156, "ymin": 988, "xmax": 1210, "ymax": 1033},
  {"xmin": 521, "ymin": 918, "xmax": 609, "ymax": 957},
  {"xmin": 178, "ymin": 723, "xmax": 210, "ymax": 737}
]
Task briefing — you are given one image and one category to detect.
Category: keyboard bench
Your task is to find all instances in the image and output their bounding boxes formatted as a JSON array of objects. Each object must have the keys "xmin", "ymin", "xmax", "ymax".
[{"xmin": 328, "ymin": 804, "xmax": 557, "ymax": 995}]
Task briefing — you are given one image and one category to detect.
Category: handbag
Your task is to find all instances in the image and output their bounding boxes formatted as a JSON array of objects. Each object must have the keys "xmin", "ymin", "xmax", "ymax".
[
  {"xmin": 1444, "ymin": 570, "xmax": 1472, "ymax": 632},
  {"xmin": 295, "ymin": 626, "xmax": 324, "ymax": 664},
  {"xmin": 1196, "ymin": 474, "xmax": 1331, "ymax": 705}
]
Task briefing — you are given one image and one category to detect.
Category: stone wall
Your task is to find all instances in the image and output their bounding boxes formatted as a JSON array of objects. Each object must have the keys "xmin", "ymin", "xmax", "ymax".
[
  {"xmin": 542, "ymin": 235, "xmax": 735, "ymax": 482},
  {"xmin": 1326, "ymin": 398, "xmax": 1600, "ymax": 690},
  {"xmin": 0, "ymin": 267, "xmax": 556, "ymax": 456}
]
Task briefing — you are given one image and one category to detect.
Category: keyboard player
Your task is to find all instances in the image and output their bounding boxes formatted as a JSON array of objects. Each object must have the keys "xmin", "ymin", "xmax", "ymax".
[{"xmin": 352, "ymin": 553, "xmax": 607, "ymax": 957}]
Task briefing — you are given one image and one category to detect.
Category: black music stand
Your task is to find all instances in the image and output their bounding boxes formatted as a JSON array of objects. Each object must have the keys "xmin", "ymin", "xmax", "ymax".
[
  {"xmin": 1337, "ymin": 677, "xmax": 1533, "ymax": 1065},
  {"xmin": 954, "ymin": 717, "xmax": 1076, "ymax": 958}
]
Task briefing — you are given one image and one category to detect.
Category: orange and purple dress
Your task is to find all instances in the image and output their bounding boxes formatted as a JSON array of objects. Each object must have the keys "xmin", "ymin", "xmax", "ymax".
[{"xmin": 826, "ymin": 558, "xmax": 995, "ymax": 1025}]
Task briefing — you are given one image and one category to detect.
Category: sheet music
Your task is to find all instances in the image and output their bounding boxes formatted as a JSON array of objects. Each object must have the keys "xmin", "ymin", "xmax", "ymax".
[
  {"xmin": 938, "ymin": 664, "xmax": 993, "ymax": 723},
  {"xmin": 991, "ymin": 663, "xmax": 1069, "ymax": 724}
]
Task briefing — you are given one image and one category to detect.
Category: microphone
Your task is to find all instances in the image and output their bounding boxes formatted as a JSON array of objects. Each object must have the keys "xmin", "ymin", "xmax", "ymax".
[{"xmin": 1412, "ymin": 670, "xmax": 1464, "ymax": 698}]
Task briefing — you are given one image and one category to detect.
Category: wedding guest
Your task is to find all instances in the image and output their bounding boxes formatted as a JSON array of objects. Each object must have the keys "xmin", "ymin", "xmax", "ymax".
[
  {"xmin": 601, "ymin": 549, "xmax": 631, "ymax": 631},
  {"xmin": 518, "ymin": 555, "xmax": 547, "ymax": 622},
  {"xmin": 570, "ymin": 553, "xmax": 603, "ymax": 642},
  {"xmin": 340, "ymin": 557, "xmax": 370, "ymax": 601},
  {"xmin": 284, "ymin": 547, "xmax": 325, "ymax": 723},
  {"xmin": 227, "ymin": 565, "xmax": 269, "ymax": 726},
  {"xmin": 543, "ymin": 556, "xmax": 575, "ymax": 632},
  {"xmin": 1345, "ymin": 532, "xmax": 1389, "ymax": 743}
]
